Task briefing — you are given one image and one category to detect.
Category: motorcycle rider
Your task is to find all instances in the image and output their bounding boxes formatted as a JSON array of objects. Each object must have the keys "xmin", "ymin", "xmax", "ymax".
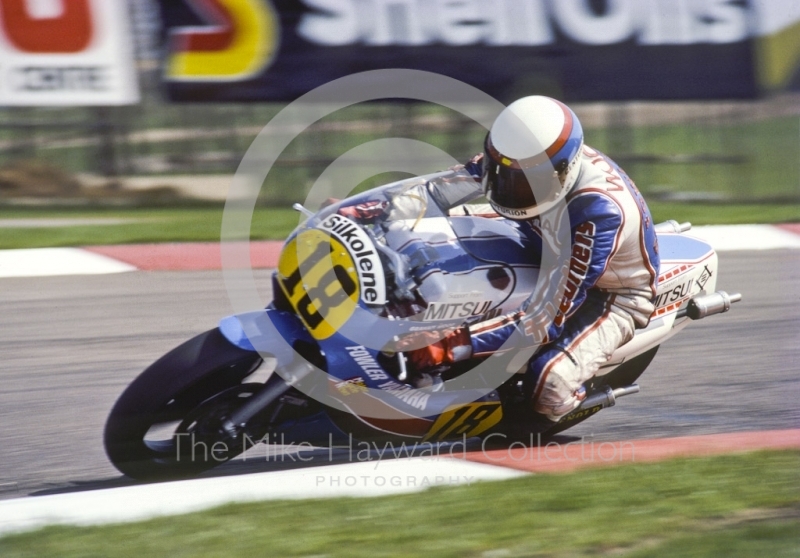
[{"xmin": 404, "ymin": 96, "xmax": 661, "ymax": 432}]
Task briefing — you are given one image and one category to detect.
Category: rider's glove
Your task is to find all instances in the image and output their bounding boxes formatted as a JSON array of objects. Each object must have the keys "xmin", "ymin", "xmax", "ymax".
[
  {"xmin": 338, "ymin": 200, "xmax": 389, "ymax": 222},
  {"xmin": 398, "ymin": 327, "xmax": 472, "ymax": 371},
  {"xmin": 463, "ymin": 153, "xmax": 484, "ymax": 179},
  {"xmin": 448, "ymin": 153, "xmax": 484, "ymax": 179}
]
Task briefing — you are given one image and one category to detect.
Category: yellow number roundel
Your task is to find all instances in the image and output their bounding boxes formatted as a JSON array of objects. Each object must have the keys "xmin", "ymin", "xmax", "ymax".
[{"xmin": 277, "ymin": 229, "xmax": 360, "ymax": 340}]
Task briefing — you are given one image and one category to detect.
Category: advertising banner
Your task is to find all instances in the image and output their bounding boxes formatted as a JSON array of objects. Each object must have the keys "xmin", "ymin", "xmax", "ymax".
[
  {"xmin": 0, "ymin": 0, "xmax": 139, "ymax": 106},
  {"xmin": 753, "ymin": 0, "xmax": 800, "ymax": 91},
  {"xmin": 158, "ymin": 0, "xmax": 798, "ymax": 103}
]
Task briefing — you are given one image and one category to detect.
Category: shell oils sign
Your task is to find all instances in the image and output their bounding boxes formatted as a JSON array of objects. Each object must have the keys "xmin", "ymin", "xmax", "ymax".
[
  {"xmin": 164, "ymin": 0, "xmax": 280, "ymax": 82},
  {"xmin": 0, "ymin": 0, "xmax": 139, "ymax": 105},
  {"xmin": 160, "ymin": 1, "xmax": 796, "ymax": 102}
]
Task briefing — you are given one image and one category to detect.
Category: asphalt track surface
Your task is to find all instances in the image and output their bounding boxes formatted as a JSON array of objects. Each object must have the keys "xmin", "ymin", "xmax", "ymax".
[{"xmin": 0, "ymin": 250, "xmax": 797, "ymax": 500}]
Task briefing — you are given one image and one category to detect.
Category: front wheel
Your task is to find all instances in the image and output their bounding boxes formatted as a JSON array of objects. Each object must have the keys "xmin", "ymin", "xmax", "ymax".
[{"xmin": 104, "ymin": 328, "xmax": 263, "ymax": 480}]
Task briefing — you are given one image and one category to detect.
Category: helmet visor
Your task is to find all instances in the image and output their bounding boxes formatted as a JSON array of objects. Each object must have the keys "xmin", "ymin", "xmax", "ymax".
[{"xmin": 483, "ymin": 160, "xmax": 563, "ymax": 219}]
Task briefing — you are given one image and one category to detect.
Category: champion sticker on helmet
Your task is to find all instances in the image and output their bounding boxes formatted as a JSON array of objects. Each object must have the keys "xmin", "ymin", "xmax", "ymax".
[{"xmin": 490, "ymin": 204, "xmax": 538, "ymax": 220}]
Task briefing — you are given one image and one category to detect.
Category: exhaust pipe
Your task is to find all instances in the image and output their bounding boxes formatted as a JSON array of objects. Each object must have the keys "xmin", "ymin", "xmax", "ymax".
[
  {"xmin": 677, "ymin": 290, "xmax": 742, "ymax": 320},
  {"xmin": 578, "ymin": 384, "xmax": 640, "ymax": 411},
  {"xmin": 655, "ymin": 220, "xmax": 692, "ymax": 234}
]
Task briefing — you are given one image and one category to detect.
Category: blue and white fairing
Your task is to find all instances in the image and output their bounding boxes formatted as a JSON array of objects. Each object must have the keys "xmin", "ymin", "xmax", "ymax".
[
  {"xmin": 219, "ymin": 172, "xmax": 545, "ymax": 436},
  {"xmin": 280, "ymin": 172, "xmax": 543, "ymax": 353}
]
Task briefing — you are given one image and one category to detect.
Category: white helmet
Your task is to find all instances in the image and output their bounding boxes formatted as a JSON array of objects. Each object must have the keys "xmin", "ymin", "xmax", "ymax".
[{"xmin": 483, "ymin": 96, "xmax": 584, "ymax": 220}]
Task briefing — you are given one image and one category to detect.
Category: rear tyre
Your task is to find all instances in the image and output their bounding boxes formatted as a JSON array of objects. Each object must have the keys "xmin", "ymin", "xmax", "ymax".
[
  {"xmin": 104, "ymin": 328, "xmax": 263, "ymax": 480},
  {"xmin": 546, "ymin": 346, "xmax": 660, "ymax": 436}
]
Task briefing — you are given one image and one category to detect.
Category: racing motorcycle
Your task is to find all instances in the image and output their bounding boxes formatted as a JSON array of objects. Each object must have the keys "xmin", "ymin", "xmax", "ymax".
[{"xmin": 104, "ymin": 170, "xmax": 741, "ymax": 480}]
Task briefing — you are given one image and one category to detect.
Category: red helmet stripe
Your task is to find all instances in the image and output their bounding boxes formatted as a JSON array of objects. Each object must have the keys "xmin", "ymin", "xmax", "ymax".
[{"xmin": 545, "ymin": 100, "xmax": 574, "ymax": 159}]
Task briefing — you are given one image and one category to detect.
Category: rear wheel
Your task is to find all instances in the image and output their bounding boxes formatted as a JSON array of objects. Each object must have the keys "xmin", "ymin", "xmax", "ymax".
[
  {"xmin": 103, "ymin": 328, "xmax": 263, "ymax": 480},
  {"xmin": 546, "ymin": 346, "xmax": 659, "ymax": 436}
]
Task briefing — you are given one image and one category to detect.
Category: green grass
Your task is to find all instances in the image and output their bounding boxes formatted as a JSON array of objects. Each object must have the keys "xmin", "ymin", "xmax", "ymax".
[
  {"xmin": 0, "ymin": 201, "xmax": 797, "ymax": 250},
  {"xmin": 589, "ymin": 116, "xmax": 800, "ymax": 202},
  {"xmin": 625, "ymin": 520, "xmax": 800, "ymax": 557},
  {"xmin": 0, "ymin": 450, "xmax": 797, "ymax": 557},
  {"xmin": 0, "ymin": 207, "xmax": 300, "ymax": 249},
  {"xmin": 648, "ymin": 201, "xmax": 800, "ymax": 226}
]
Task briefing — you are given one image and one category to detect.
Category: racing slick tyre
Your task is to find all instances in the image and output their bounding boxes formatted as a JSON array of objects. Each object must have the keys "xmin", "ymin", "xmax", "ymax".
[
  {"xmin": 546, "ymin": 346, "xmax": 660, "ymax": 436},
  {"xmin": 104, "ymin": 328, "xmax": 263, "ymax": 480}
]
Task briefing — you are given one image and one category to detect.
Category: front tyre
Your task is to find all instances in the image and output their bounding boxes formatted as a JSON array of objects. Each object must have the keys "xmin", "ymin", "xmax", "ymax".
[{"xmin": 104, "ymin": 328, "xmax": 262, "ymax": 480}]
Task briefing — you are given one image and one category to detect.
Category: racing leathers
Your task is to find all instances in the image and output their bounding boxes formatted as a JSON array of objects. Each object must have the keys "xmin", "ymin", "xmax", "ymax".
[{"xmin": 455, "ymin": 145, "xmax": 660, "ymax": 423}]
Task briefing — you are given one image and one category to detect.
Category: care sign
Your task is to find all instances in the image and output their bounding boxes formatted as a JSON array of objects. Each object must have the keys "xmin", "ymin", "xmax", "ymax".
[{"xmin": 0, "ymin": 0, "xmax": 139, "ymax": 105}]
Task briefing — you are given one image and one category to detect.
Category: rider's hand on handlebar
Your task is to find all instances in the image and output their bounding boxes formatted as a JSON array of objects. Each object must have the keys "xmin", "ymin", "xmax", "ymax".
[
  {"xmin": 338, "ymin": 200, "xmax": 389, "ymax": 222},
  {"xmin": 397, "ymin": 328, "xmax": 472, "ymax": 371},
  {"xmin": 462, "ymin": 153, "xmax": 484, "ymax": 178}
]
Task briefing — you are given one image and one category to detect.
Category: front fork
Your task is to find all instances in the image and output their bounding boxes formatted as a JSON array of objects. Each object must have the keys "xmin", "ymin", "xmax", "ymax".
[
  {"xmin": 221, "ymin": 358, "xmax": 316, "ymax": 439},
  {"xmin": 212, "ymin": 308, "xmax": 324, "ymax": 442}
]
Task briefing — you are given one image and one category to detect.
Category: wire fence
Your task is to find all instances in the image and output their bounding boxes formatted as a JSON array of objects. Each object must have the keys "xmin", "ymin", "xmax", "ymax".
[
  {"xmin": 1, "ymin": 0, "xmax": 798, "ymax": 206},
  {"xmin": 0, "ymin": 89, "xmax": 797, "ymax": 206}
]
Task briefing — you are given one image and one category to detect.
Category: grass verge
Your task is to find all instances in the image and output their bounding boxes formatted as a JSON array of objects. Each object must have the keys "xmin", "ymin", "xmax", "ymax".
[
  {"xmin": 0, "ymin": 206, "xmax": 299, "ymax": 250},
  {"xmin": 0, "ymin": 202, "xmax": 797, "ymax": 250},
  {"xmin": 0, "ymin": 450, "xmax": 798, "ymax": 557}
]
